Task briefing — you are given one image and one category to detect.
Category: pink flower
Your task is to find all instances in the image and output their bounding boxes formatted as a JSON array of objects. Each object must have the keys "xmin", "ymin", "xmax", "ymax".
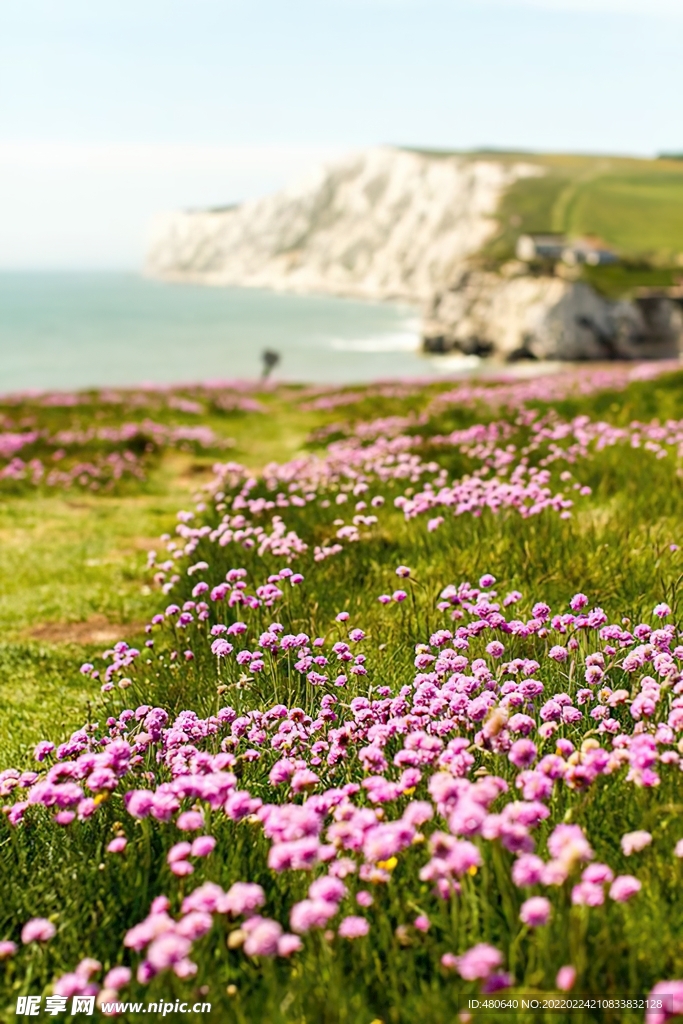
[
  {"xmin": 396, "ymin": 565, "xmax": 411, "ymax": 578},
  {"xmin": 571, "ymin": 882, "xmax": 604, "ymax": 907},
  {"xmin": 176, "ymin": 912, "xmax": 212, "ymax": 941},
  {"xmin": 675, "ymin": 840, "xmax": 683, "ymax": 858},
  {"xmin": 190, "ymin": 835, "xmax": 216, "ymax": 858},
  {"xmin": 137, "ymin": 961, "xmax": 156, "ymax": 984},
  {"xmin": 243, "ymin": 918, "xmax": 282, "ymax": 956},
  {"xmin": 582, "ymin": 863, "xmax": 614, "ymax": 885},
  {"xmin": 277, "ymin": 933, "xmax": 302, "ymax": 957},
  {"xmin": 211, "ymin": 638, "xmax": 233, "ymax": 657},
  {"xmin": 168, "ymin": 842, "xmax": 192, "ymax": 864},
  {"xmin": 403, "ymin": 801, "xmax": 433, "ymax": 827},
  {"xmin": 291, "ymin": 769, "xmax": 320, "ymax": 793},
  {"xmin": 103, "ymin": 966, "xmax": 131, "ymax": 990},
  {"xmin": 170, "ymin": 860, "xmax": 194, "ymax": 877},
  {"xmin": 486, "ymin": 641, "xmax": 505, "ymax": 658},
  {"xmin": 290, "ymin": 898, "xmax": 337, "ymax": 933},
  {"xmin": 646, "ymin": 981, "xmax": 683, "ymax": 1024},
  {"xmin": 363, "ymin": 820, "xmax": 415, "ymax": 862},
  {"xmin": 173, "ymin": 958, "xmax": 197, "ymax": 979},
  {"xmin": 512, "ymin": 854, "xmax": 545, "ymax": 887},
  {"xmin": 223, "ymin": 882, "xmax": 265, "ymax": 916},
  {"xmin": 147, "ymin": 933, "xmax": 192, "ymax": 971},
  {"xmin": 125, "ymin": 790, "xmax": 154, "ymax": 819},
  {"xmin": 455, "ymin": 943, "xmax": 503, "ymax": 981},
  {"xmin": 509, "ymin": 739, "xmax": 537, "ymax": 769},
  {"xmin": 621, "ymin": 831, "xmax": 652, "ymax": 856},
  {"xmin": 107, "ymin": 837, "xmax": 127, "ymax": 854},
  {"xmin": 548, "ymin": 824, "xmax": 593, "ymax": 865},
  {"xmin": 21, "ymin": 918, "xmax": 56, "ymax": 944},
  {"xmin": 609, "ymin": 875, "xmax": 642, "ymax": 902},
  {"xmin": 53, "ymin": 973, "xmax": 88, "ymax": 998},
  {"xmin": 414, "ymin": 915, "xmax": 430, "ymax": 933},
  {"xmin": 542, "ymin": 860, "xmax": 569, "ymax": 886},
  {"xmin": 556, "ymin": 965, "xmax": 576, "ymax": 991},
  {"xmin": 338, "ymin": 916, "xmax": 369, "ymax": 939},
  {"xmin": 268, "ymin": 836, "xmax": 320, "ymax": 871},
  {"xmin": 356, "ymin": 891, "xmax": 373, "ymax": 907},
  {"xmin": 308, "ymin": 876, "xmax": 346, "ymax": 904},
  {"xmin": 76, "ymin": 958, "xmax": 101, "ymax": 980},
  {"xmin": 520, "ymin": 897, "xmax": 551, "ymax": 927},
  {"xmin": 176, "ymin": 810, "xmax": 205, "ymax": 832},
  {"xmin": 482, "ymin": 973, "xmax": 513, "ymax": 994},
  {"xmin": 0, "ymin": 941, "xmax": 16, "ymax": 959}
]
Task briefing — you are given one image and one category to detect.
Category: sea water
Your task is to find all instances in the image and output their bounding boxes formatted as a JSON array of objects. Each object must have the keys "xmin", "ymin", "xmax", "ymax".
[{"xmin": 0, "ymin": 272, "xmax": 476, "ymax": 393}]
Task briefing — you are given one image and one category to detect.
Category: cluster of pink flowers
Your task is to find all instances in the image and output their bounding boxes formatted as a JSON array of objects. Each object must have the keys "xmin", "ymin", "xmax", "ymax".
[
  {"xmin": 3, "ymin": 365, "xmax": 683, "ymax": 1008},
  {"xmin": 427, "ymin": 361, "xmax": 678, "ymax": 415},
  {"xmin": 4, "ymin": 571, "xmax": 683, "ymax": 1003},
  {"xmin": 0, "ymin": 393, "xmax": 236, "ymax": 492},
  {"xmin": 134, "ymin": 372, "xmax": 683, "ymax": 591},
  {"xmin": 0, "ymin": 430, "xmax": 40, "ymax": 459},
  {"xmin": 121, "ymin": 882, "xmax": 301, "ymax": 983}
]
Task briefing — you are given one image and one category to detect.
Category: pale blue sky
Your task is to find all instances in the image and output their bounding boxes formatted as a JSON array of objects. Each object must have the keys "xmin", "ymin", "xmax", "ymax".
[{"xmin": 0, "ymin": 0, "xmax": 680, "ymax": 268}]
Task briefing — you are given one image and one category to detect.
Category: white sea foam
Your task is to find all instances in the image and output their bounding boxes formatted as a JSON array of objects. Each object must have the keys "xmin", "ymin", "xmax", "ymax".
[
  {"xmin": 329, "ymin": 331, "xmax": 420, "ymax": 354},
  {"xmin": 425, "ymin": 354, "xmax": 482, "ymax": 373}
]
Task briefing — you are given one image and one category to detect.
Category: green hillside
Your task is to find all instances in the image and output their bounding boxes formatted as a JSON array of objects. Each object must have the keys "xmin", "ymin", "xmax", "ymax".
[{"xmin": 415, "ymin": 148, "xmax": 683, "ymax": 296}]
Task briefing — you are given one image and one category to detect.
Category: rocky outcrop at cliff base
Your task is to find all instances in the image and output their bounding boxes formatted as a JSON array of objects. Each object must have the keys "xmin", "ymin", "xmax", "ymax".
[{"xmin": 424, "ymin": 270, "xmax": 683, "ymax": 361}]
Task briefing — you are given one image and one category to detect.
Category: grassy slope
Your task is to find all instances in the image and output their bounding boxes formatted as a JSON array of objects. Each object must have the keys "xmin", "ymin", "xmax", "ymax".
[
  {"xmin": 0, "ymin": 390, "xmax": 323, "ymax": 760},
  {"xmin": 4, "ymin": 372, "xmax": 683, "ymax": 757},
  {"xmin": 3, "ymin": 373, "xmax": 683, "ymax": 1021},
  {"xmin": 417, "ymin": 148, "xmax": 683, "ymax": 295},
  {"xmin": 1, "ymin": 382, "xmax": 435, "ymax": 759}
]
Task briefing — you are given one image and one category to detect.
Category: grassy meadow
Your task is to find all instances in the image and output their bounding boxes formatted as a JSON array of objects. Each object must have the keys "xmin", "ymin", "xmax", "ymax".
[
  {"xmin": 2, "ymin": 367, "xmax": 683, "ymax": 1022},
  {"xmin": 438, "ymin": 150, "xmax": 683, "ymax": 293}
]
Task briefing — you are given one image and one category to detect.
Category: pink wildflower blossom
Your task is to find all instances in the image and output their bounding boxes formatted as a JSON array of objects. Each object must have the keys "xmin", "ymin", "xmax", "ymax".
[
  {"xmin": 519, "ymin": 897, "xmax": 551, "ymax": 927},
  {"xmin": 290, "ymin": 899, "xmax": 337, "ymax": 933},
  {"xmin": 609, "ymin": 875, "xmax": 642, "ymax": 902},
  {"xmin": 621, "ymin": 831, "xmax": 652, "ymax": 856},
  {"xmin": 557, "ymin": 966, "xmax": 577, "ymax": 991},
  {"xmin": 176, "ymin": 810, "xmax": 204, "ymax": 832},
  {"xmin": 646, "ymin": 982, "xmax": 683, "ymax": 1024},
  {"xmin": 338, "ymin": 916, "xmax": 370, "ymax": 939},
  {"xmin": 191, "ymin": 835, "xmax": 216, "ymax": 857},
  {"xmin": 107, "ymin": 837, "xmax": 127, "ymax": 854},
  {"xmin": 456, "ymin": 943, "xmax": 503, "ymax": 981},
  {"xmin": 21, "ymin": 918, "xmax": 56, "ymax": 944},
  {"xmin": 243, "ymin": 919, "xmax": 283, "ymax": 956}
]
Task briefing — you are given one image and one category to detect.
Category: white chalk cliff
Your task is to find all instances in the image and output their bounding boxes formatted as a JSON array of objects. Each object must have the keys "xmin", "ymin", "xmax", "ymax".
[{"xmin": 145, "ymin": 147, "xmax": 540, "ymax": 302}]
